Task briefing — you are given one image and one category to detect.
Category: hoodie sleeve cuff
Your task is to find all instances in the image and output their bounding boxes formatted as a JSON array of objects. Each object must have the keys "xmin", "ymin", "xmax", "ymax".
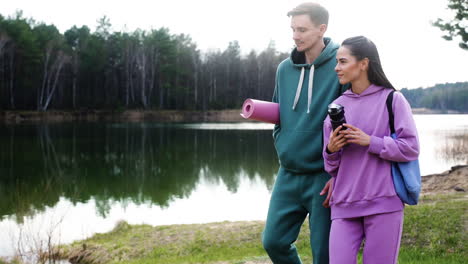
[
  {"xmin": 324, "ymin": 149, "xmax": 341, "ymax": 161},
  {"xmin": 368, "ymin": 136, "xmax": 384, "ymax": 155}
]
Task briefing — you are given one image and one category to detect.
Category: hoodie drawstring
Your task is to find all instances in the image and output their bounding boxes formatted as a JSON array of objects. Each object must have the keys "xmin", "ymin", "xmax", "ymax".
[
  {"xmin": 307, "ymin": 65, "xmax": 314, "ymax": 114},
  {"xmin": 292, "ymin": 67, "xmax": 304, "ymax": 111},
  {"xmin": 292, "ymin": 65, "xmax": 315, "ymax": 114}
]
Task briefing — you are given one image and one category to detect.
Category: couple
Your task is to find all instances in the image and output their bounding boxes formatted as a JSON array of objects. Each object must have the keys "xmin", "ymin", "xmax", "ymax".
[{"xmin": 262, "ymin": 2, "xmax": 419, "ymax": 264}]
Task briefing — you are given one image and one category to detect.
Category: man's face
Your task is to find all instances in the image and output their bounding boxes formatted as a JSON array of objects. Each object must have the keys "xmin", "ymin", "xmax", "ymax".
[{"xmin": 290, "ymin": 14, "xmax": 325, "ymax": 53}]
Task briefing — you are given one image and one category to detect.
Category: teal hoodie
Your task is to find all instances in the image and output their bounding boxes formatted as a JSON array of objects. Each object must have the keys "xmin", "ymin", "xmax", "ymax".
[{"xmin": 272, "ymin": 37, "xmax": 347, "ymax": 173}]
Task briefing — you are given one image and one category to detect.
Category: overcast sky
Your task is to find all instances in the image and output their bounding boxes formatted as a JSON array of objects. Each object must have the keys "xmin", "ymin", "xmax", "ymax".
[{"xmin": 1, "ymin": 0, "xmax": 467, "ymax": 89}]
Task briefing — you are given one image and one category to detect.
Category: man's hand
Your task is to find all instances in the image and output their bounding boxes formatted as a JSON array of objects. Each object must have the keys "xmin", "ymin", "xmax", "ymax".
[{"xmin": 320, "ymin": 177, "xmax": 334, "ymax": 208}]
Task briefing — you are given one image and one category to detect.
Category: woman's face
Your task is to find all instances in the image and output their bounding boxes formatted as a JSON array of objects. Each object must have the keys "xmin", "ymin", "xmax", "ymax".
[{"xmin": 335, "ymin": 46, "xmax": 367, "ymax": 85}]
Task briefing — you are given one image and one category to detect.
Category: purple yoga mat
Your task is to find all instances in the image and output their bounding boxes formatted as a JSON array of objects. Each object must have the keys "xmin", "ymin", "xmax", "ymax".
[{"xmin": 240, "ymin": 98, "xmax": 280, "ymax": 124}]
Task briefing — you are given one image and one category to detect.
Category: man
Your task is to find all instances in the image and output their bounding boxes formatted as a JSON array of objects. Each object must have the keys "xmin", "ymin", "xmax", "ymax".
[{"xmin": 262, "ymin": 3, "xmax": 347, "ymax": 264}]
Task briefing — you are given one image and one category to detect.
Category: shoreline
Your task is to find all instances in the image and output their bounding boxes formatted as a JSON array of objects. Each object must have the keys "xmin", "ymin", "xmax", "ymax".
[
  {"xmin": 421, "ymin": 164, "xmax": 468, "ymax": 194},
  {"xmin": 0, "ymin": 109, "xmax": 248, "ymax": 124},
  {"xmin": 57, "ymin": 165, "xmax": 466, "ymax": 264},
  {"xmin": 1, "ymin": 108, "xmax": 466, "ymax": 124},
  {"xmin": 0, "ymin": 165, "xmax": 466, "ymax": 264}
]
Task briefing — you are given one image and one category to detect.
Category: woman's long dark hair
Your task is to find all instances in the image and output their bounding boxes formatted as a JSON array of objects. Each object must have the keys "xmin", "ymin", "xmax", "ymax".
[{"xmin": 342, "ymin": 36, "xmax": 395, "ymax": 90}]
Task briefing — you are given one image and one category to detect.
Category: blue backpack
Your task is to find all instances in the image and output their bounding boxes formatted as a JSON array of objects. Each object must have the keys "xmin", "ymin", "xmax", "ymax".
[{"xmin": 386, "ymin": 91, "xmax": 421, "ymax": 205}]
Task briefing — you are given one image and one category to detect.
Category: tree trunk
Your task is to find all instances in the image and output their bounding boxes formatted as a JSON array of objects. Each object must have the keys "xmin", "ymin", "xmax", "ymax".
[
  {"xmin": 124, "ymin": 45, "xmax": 131, "ymax": 107},
  {"xmin": 147, "ymin": 46, "xmax": 157, "ymax": 107},
  {"xmin": 192, "ymin": 52, "xmax": 199, "ymax": 108},
  {"xmin": 9, "ymin": 51, "xmax": 15, "ymax": 109},
  {"xmin": 175, "ymin": 43, "xmax": 180, "ymax": 109},
  {"xmin": 72, "ymin": 76, "xmax": 77, "ymax": 109},
  {"xmin": 137, "ymin": 47, "xmax": 148, "ymax": 109},
  {"xmin": 159, "ymin": 76, "xmax": 164, "ymax": 109},
  {"xmin": 43, "ymin": 53, "xmax": 68, "ymax": 111},
  {"xmin": 39, "ymin": 47, "xmax": 52, "ymax": 110}
]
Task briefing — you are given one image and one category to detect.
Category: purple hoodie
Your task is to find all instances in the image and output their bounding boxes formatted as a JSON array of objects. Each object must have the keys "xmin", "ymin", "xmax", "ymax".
[{"xmin": 323, "ymin": 84, "xmax": 419, "ymax": 220}]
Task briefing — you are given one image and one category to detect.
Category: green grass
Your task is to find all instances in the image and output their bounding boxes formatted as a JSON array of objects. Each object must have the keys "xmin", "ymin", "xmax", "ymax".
[
  {"xmin": 53, "ymin": 193, "xmax": 467, "ymax": 264},
  {"xmin": 396, "ymin": 193, "xmax": 467, "ymax": 263}
]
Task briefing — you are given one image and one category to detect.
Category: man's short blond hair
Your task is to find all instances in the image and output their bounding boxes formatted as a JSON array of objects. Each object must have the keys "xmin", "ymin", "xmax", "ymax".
[{"xmin": 287, "ymin": 2, "xmax": 329, "ymax": 26}]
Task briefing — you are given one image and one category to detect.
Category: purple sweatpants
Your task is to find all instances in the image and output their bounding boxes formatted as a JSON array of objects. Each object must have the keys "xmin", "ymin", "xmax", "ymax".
[{"xmin": 329, "ymin": 210, "xmax": 404, "ymax": 264}]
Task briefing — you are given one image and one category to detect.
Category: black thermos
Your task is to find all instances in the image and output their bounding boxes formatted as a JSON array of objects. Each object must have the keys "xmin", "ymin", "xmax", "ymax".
[{"xmin": 328, "ymin": 103, "xmax": 347, "ymax": 131}]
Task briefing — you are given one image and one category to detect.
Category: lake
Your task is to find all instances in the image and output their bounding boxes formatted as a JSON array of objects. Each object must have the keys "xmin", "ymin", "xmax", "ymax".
[{"xmin": 0, "ymin": 115, "xmax": 467, "ymax": 257}]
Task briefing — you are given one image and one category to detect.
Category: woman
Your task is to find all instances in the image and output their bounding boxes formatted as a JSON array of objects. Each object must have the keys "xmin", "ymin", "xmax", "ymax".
[{"xmin": 322, "ymin": 36, "xmax": 419, "ymax": 264}]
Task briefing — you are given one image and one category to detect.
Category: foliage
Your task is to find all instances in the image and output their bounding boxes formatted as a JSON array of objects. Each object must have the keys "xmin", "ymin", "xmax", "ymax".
[
  {"xmin": 0, "ymin": 13, "xmax": 288, "ymax": 111},
  {"xmin": 432, "ymin": 0, "xmax": 468, "ymax": 50},
  {"xmin": 400, "ymin": 82, "xmax": 468, "ymax": 113},
  {"xmin": 2, "ymin": 12, "xmax": 465, "ymax": 112}
]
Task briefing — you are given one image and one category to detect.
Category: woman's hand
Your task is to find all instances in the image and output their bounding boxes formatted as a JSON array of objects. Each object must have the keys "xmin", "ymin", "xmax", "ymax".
[
  {"xmin": 327, "ymin": 125, "xmax": 347, "ymax": 153},
  {"xmin": 320, "ymin": 177, "xmax": 334, "ymax": 208},
  {"xmin": 341, "ymin": 123, "xmax": 371, "ymax": 146}
]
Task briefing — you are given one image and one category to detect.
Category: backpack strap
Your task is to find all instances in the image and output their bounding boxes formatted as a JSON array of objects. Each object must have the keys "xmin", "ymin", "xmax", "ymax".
[{"xmin": 386, "ymin": 91, "xmax": 396, "ymax": 134}]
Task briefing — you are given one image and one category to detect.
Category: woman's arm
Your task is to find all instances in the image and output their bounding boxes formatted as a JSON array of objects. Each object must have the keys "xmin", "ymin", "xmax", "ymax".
[{"xmin": 368, "ymin": 92, "xmax": 420, "ymax": 162}]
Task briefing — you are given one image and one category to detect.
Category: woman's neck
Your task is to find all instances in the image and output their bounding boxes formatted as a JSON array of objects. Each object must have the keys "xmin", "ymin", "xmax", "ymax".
[{"xmin": 351, "ymin": 79, "xmax": 372, "ymax": 94}]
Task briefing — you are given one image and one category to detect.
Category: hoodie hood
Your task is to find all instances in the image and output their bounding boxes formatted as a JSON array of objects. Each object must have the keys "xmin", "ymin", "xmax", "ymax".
[
  {"xmin": 342, "ymin": 84, "xmax": 387, "ymax": 98},
  {"xmin": 289, "ymin": 37, "xmax": 339, "ymax": 113},
  {"xmin": 289, "ymin": 37, "xmax": 338, "ymax": 68}
]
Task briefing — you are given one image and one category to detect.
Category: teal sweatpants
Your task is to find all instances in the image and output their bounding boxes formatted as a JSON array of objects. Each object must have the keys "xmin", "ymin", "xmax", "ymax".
[{"xmin": 262, "ymin": 167, "xmax": 331, "ymax": 264}]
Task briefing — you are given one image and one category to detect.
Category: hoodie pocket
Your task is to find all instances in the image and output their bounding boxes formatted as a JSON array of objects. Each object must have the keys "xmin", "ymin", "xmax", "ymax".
[{"xmin": 274, "ymin": 129, "xmax": 324, "ymax": 172}]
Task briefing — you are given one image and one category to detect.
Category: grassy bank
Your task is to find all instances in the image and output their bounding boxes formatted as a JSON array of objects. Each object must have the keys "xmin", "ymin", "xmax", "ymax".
[{"xmin": 49, "ymin": 193, "xmax": 467, "ymax": 264}]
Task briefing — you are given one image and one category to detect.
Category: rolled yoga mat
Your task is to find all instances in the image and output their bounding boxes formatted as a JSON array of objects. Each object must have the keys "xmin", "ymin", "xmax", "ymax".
[{"xmin": 240, "ymin": 98, "xmax": 280, "ymax": 124}]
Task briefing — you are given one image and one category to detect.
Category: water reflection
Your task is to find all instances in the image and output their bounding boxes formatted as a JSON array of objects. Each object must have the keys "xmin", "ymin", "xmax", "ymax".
[{"xmin": 0, "ymin": 123, "xmax": 278, "ymax": 222}]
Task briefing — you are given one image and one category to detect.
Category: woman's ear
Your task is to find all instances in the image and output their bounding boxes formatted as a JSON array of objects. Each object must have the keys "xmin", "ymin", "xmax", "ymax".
[{"xmin": 360, "ymin": 58, "xmax": 369, "ymax": 72}]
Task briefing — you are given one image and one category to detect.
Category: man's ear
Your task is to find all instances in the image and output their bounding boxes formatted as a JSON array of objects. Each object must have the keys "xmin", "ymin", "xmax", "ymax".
[{"xmin": 319, "ymin": 24, "xmax": 327, "ymax": 36}]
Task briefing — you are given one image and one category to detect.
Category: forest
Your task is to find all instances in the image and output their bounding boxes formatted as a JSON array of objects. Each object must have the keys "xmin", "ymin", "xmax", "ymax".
[
  {"xmin": 0, "ymin": 13, "xmax": 287, "ymax": 111},
  {"xmin": 0, "ymin": 12, "xmax": 467, "ymax": 112},
  {"xmin": 401, "ymin": 82, "xmax": 468, "ymax": 113}
]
